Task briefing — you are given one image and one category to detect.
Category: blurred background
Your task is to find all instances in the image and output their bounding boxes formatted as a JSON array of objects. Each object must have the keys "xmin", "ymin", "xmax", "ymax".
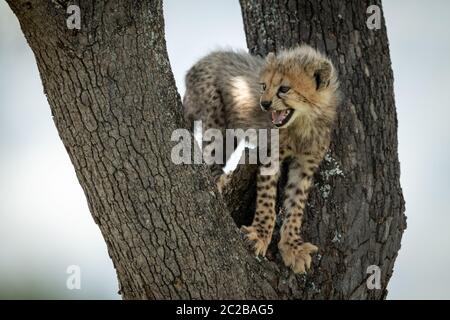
[{"xmin": 1, "ymin": 0, "xmax": 449, "ymax": 299}]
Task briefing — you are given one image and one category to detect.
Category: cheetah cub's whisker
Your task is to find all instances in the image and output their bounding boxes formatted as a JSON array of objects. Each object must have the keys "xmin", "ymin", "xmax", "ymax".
[{"xmin": 183, "ymin": 45, "xmax": 340, "ymax": 274}]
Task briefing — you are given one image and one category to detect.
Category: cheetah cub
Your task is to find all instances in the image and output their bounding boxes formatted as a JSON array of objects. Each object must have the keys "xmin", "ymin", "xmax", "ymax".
[{"xmin": 183, "ymin": 45, "xmax": 340, "ymax": 273}]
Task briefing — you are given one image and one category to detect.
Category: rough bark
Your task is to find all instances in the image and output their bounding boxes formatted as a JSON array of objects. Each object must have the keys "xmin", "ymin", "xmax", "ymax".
[
  {"xmin": 236, "ymin": 0, "xmax": 406, "ymax": 298},
  {"xmin": 7, "ymin": 0, "xmax": 405, "ymax": 299}
]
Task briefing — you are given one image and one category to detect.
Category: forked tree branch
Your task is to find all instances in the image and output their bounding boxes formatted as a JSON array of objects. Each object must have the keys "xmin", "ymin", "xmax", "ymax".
[{"xmin": 7, "ymin": 0, "xmax": 405, "ymax": 299}]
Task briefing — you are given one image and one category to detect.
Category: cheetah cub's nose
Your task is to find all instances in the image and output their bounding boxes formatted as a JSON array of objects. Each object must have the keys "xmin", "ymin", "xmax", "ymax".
[{"xmin": 260, "ymin": 100, "xmax": 272, "ymax": 111}]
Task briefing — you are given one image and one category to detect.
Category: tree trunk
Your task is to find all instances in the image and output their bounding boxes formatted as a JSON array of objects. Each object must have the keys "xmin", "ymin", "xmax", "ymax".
[
  {"xmin": 237, "ymin": 0, "xmax": 406, "ymax": 298},
  {"xmin": 7, "ymin": 0, "xmax": 405, "ymax": 299}
]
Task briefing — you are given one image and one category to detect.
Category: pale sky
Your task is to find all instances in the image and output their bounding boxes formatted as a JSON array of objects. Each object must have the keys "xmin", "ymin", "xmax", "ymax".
[{"xmin": 0, "ymin": 0, "xmax": 449, "ymax": 299}]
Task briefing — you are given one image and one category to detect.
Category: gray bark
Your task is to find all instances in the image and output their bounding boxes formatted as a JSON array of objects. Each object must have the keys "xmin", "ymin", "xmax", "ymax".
[
  {"xmin": 7, "ymin": 0, "xmax": 405, "ymax": 299},
  {"xmin": 236, "ymin": 0, "xmax": 406, "ymax": 298}
]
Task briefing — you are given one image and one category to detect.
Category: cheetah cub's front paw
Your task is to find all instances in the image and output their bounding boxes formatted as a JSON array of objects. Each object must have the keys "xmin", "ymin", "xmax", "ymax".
[
  {"xmin": 278, "ymin": 240, "xmax": 318, "ymax": 274},
  {"xmin": 240, "ymin": 225, "xmax": 271, "ymax": 257}
]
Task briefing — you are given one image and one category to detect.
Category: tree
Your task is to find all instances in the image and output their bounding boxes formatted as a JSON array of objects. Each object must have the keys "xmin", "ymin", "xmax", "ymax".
[{"xmin": 7, "ymin": 0, "xmax": 405, "ymax": 299}]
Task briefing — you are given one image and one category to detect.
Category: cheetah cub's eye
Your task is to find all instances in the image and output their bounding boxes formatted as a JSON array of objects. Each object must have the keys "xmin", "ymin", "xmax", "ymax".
[
  {"xmin": 278, "ymin": 86, "xmax": 290, "ymax": 94},
  {"xmin": 260, "ymin": 83, "xmax": 267, "ymax": 92}
]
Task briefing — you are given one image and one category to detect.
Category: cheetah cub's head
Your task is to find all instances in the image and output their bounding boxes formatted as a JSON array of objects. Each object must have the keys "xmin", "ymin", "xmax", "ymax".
[{"xmin": 259, "ymin": 45, "xmax": 339, "ymax": 128}]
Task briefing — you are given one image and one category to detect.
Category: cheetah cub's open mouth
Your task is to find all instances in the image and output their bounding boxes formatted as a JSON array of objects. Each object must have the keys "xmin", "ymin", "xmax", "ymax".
[{"xmin": 271, "ymin": 109, "xmax": 294, "ymax": 127}]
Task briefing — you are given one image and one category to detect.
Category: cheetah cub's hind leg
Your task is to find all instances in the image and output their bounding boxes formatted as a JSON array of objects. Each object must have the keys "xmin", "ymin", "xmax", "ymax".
[
  {"xmin": 278, "ymin": 158, "xmax": 319, "ymax": 273},
  {"xmin": 241, "ymin": 164, "xmax": 279, "ymax": 257}
]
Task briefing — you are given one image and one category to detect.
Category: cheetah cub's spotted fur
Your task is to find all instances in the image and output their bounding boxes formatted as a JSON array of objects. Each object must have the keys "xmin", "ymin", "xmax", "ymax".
[{"xmin": 183, "ymin": 45, "xmax": 340, "ymax": 274}]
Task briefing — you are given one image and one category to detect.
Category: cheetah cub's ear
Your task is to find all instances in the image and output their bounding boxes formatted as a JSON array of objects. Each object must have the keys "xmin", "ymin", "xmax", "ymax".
[{"xmin": 314, "ymin": 60, "xmax": 332, "ymax": 91}]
